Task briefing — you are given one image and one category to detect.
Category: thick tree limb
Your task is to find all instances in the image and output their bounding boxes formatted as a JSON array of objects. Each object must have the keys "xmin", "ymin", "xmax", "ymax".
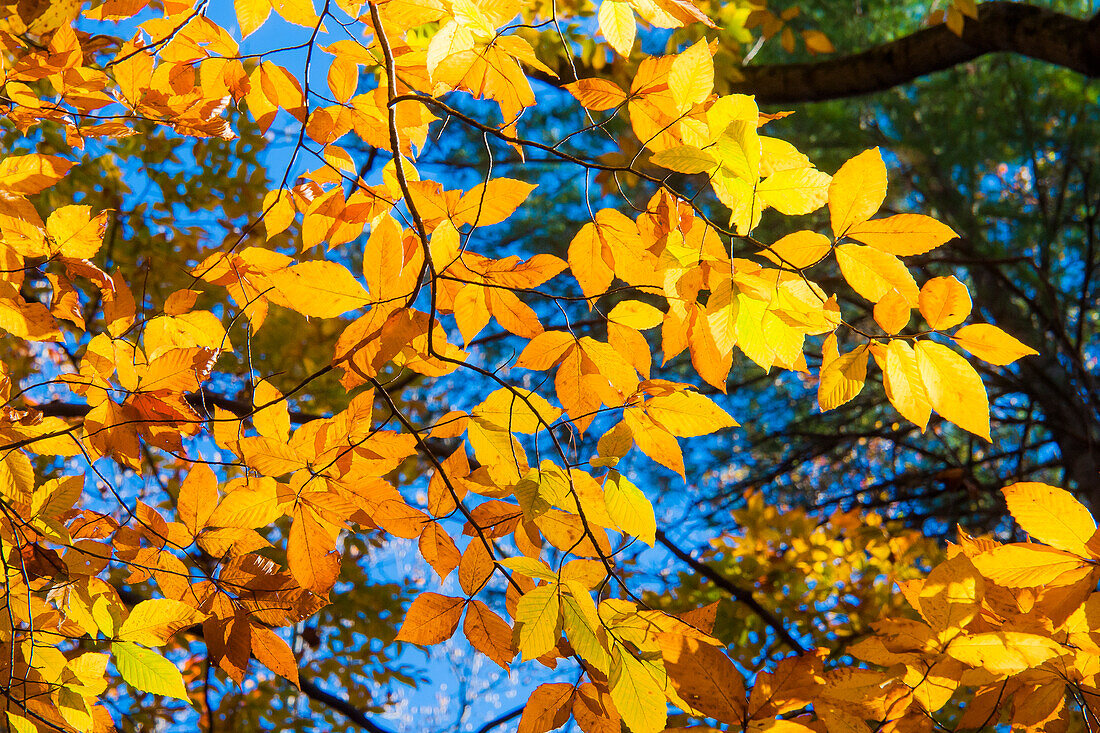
[
  {"xmin": 733, "ymin": 2, "xmax": 1100, "ymax": 104},
  {"xmin": 655, "ymin": 529, "xmax": 807, "ymax": 654},
  {"xmin": 536, "ymin": 3, "xmax": 1098, "ymax": 104}
]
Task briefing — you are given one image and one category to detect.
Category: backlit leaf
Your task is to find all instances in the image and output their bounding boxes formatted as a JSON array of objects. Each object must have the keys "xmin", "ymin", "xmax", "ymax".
[
  {"xmin": 1002, "ymin": 482, "xmax": 1096, "ymax": 558},
  {"xmin": 915, "ymin": 340, "xmax": 990, "ymax": 441},
  {"xmin": 829, "ymin": 148, "xmax": 887, "ymax": 237},
  {"xmin": 951, "ymin": 323, "xmax": 1039, "ymax": 365},
  {"xmin": 396, "ymin": 593, "xmax": 465, "ymax": 646},
  {"xmin": 112, "ymin": 642, "xmax": 190, "ymax": 701},
  {"xmin": 919, "ymin": 276, "xmax": 971, "ymax": 330}
]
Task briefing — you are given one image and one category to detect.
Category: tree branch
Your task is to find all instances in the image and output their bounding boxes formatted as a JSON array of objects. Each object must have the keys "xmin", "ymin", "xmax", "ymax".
[
  {"xmin": 732, "ymin": 2, "xmax": 1100, "ymax": 104},
  {"xmin": 655, "ymin": 529, "xmax": 807, "ymax": 654},
  {"xmin": 536, "ymin": 3, "xmax": 1098, "ymax": 104},
  {"xmin": 299, "ymin": 677, "xmax": 395, "ymax": 733}
]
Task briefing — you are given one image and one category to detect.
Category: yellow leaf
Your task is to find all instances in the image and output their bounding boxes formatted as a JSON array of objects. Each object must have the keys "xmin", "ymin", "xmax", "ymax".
[
  {"xmin": 46, "ymin": 205, "xmax": 108, "ymax": 259},
  {"xmin": 271, "ymin": 0, "xmax": 320, "ymax": 28},
  {"xmin": 919, "ymin": 276, "xmax": 971, "ymax": 330},
  {"xmin": 644, "ymin": 391, "xmax": 737, "ymax": 436},
  {"xmin": 515, "ymin": 584, "xmax": 561, "ymax": 660},
  {"xmin": 951, "ymin": 323, "xmax": 1039, "ymax": 366},
  {"xmin": 829, "ymin": 148, "xmax": 887, "ymax": 237},
  {"xmin": 845, "ymin": 213, "xmax": 958, "ymax": 255},
  {"xmin": 649, "ymin": 145, "xmax": 718, "ymax": 174},
  {"xmin": 569, "ymin": 221, "xmax": 615, "ymax": 302},
  {"xmin": 252, "ymin": 379, "xmax": 291, "ymax": 443},
  {"xmin": 327, "ymin": 57, "xmax": 358, "ymax": 103},
  {"xmin": 395, "ymin": 593, "xmax": 465, "ymax": 645},
  {"xmin": 0, "ymin": 154, "xmax": 73, "ymax": 195},
  {"xmin": 917, "ymin": 555, "xmax": 982, "ymax": 632},
  {"xmin": 599, "ymin": 0, "xmax": 636, "ymax": 56},
  {"xmin": 1002, "ymin": 482, "xmax": 1097, "ymax": 558},
  {"xmin": 453, "ymin": 179, "xmax": 538, "ymax": 228},
  {"xmin": 883, "ymin": 340, "xmax": 931, "ymax": 430},
  {"xmin": 835, "ymin": 243, "xmax": 918, "ymax": 305},
  {"xmin": 610, "ymin": 646, "xmax": 667, "ymax": 733},
  {"xmin": 668, "ymin": 40, "xmax": 712, "ymax": 111},
  {"xmin": 604, "ymin": 471, "xmax": 656, "ymax": 546},
  {"xmin": 763, "ymin": 230, "xmax": 831, "ymax": 270},
  {"xmin": 472, "ymin": 388, "xmax": 561, "ymax": 433},
  {"xmin": 608, "ymin": 300, "xmax": 664, "ymax": 330},
  {"xmin": 873, "ymin": 289, "xmax": 911, "ymax": 335},
  {"xmin": 207, "ymin": 476, "xmax": 284, "ymax": 528},
  {"xmin": 971, "ymin": 543, "xmax": 1088, "ymax": 587},
  {"xmin": 119, "ymin": 599, "xmax": 207, "ymax": 647},
  {"xmin": 915, "ymin": 340, "xmax": 990, "ymax": 441},
  {"xmin": 945, "ymin": 632, "xmax": 1063, "ymax": 675},
  {"xmin": 270, "ymin": 260, "xmax": 369, "ymax": 318},
  {"xmin": 756, "ymin": 167, "xmax": 831, "ymax": 216},
  {"xmin": 802, "ymin": 29, "xmax": 834, "ymax": 54},
  {"xmin": 818, "ymin": 343, "xmax": 868, "ymax": 411},
  {"xmin": 564, "ymin": 78, "xmax": 628, "ymax": 111},
  {"xmin": 235, "ymin": 0, "xmax": 271, "ymax": 37}
]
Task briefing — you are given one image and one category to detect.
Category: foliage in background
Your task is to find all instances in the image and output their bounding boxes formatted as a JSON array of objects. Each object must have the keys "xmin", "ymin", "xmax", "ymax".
[{"xmin": 0, "ymin": 0, "xmax": 1097, "ymax": 731}]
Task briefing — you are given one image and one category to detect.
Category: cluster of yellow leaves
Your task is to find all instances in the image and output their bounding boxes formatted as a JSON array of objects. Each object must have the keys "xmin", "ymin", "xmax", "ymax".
[{"xmin": 0, "ymin": 0, "xmax": 1055, "ymax": 732}]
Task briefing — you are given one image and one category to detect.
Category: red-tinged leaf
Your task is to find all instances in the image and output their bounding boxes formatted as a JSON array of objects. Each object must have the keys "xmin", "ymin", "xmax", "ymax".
[
  {"xmin": 458, "ymin": 538, "xmax": 495, "ymax": 595},
  {"xmin": 564, "ymin": 78, "xmax": 628, "ymax": 111},
  {"xmin": 463, "ymin": 600, "xmax": 517, "ymax": 670},
  {"xmin": 395, "ymin": 593, "xmax": 465, "ymax": 646},
  {"xmin": 518, "ymin": 683, "xmax": 575, "ymax": 733}
]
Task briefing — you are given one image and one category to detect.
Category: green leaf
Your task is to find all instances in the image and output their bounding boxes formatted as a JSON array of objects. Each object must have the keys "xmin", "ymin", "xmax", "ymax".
[
  {"xmin": 604, "ymin": 471, "xmax": 656, "ymax": 546},
  {"xmin": 112, "ymin": 641, "xmax": 191, "ymax": 702}
]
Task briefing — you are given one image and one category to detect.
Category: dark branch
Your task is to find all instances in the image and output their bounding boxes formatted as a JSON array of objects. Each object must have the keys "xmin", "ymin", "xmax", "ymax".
[
  {"xmin": 732, "ymin": 2, "xmax": 1100, "ymax": 104},
  {"xmin": 655, "ymin": 529, "xmax": 807, "ymax": 654},
  {"xmin": 534, "ymin": 3, "xmax": 1098, "ymax": 104},
  {"xmin": 299, "ymin": 677, "xmax": 395, "ymax": 733}
]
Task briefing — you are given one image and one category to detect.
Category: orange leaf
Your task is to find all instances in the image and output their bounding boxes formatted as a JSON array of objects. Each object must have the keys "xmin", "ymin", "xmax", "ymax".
[
  {"xmin": 395, "ymin": 593, "xmax": 465, "ymax": 646},
  {"xmin": 463, "ymin": 600, "xmax": 517, "ymax": 670}
]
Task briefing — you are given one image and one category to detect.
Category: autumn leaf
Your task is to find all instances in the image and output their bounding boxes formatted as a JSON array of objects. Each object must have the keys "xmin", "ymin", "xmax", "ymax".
[
  {"xmin": 951, "ymin": 323, "xmax": 1039, "ymax": 365},
  {"xmin": 395, "ymin": 593, "xmax": 466, "ymax": 646},
  {"xmin": 829, "ymin": 148, "xmax": 887, "ymax": 237},
  {"xmin": 1001, "ymin": 482, "xmax": 1097, "ymax": 558}
]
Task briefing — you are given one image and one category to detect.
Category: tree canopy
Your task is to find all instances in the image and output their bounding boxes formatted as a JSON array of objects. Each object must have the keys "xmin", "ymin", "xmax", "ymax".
[{"xmin": 0, "ymin": 1, "xmax": 1098, "ymax": 732}]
